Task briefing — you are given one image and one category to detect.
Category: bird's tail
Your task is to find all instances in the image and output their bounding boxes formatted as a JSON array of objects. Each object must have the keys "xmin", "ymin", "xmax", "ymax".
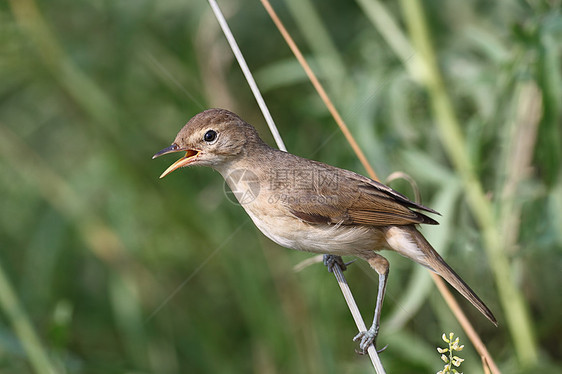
[{"xmin": 386, "ymin": 226, "xmax": 497, "ymax": 326}]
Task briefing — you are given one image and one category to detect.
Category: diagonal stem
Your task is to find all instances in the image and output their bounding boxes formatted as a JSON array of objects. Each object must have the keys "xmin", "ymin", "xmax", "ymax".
[
  {"xmin": 207, "ymin": 0, "xmax": 286, "ymax": 152},
  {"xmin": 432, "ymin": 274, "xmax": 500, "ymax": 374},
  {"xmin": 332, "ymin": 265, "xmax": 386, "ymax": 372},
  {"xmin": 259, "ymin": 0, "xmax": 378, "ymax": 181}
]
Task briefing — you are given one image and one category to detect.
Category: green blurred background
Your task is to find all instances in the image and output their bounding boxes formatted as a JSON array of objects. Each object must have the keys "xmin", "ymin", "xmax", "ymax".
[{"xmin": 1, "ymin": 0, "xmax": 561, "ymax": 373}]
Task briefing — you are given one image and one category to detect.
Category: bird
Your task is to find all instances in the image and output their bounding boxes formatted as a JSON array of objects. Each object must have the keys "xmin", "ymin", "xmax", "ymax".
[{"xmin": 153, "ymin": 108, "xmax": 497, "ymax": 353}]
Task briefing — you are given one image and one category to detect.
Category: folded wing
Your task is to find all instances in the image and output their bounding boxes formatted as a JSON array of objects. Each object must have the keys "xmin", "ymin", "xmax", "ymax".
[{"xmin": 285, "ymin": 160, "xmax": 439, "ymax": 227}]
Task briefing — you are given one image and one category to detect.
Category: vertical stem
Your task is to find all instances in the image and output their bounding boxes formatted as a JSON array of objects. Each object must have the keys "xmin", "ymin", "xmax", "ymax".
[{"xmin": 399, "ymin": 0, "xmax": 538, "ymax": 366}]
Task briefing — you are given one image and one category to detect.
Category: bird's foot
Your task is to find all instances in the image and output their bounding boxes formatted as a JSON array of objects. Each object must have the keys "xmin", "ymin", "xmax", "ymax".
[
  {"xmin": 353, "ymin": 324, "xmax": 380, "ymax": 354},
  {"xmin": 323, "ymin": 255, "xmax": 347, "ymax": 272}
]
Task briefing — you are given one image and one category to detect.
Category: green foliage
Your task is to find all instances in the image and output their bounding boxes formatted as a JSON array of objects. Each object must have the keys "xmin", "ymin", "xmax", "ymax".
[{"xmin": 0, "ymin": 0, "xmax": 560, "ymax": 373}]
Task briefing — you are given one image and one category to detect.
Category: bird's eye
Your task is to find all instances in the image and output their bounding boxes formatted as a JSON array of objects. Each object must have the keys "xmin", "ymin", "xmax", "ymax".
[{"xmin": 204, "ymin": 130, "xmax": 217, "ymax": 143}]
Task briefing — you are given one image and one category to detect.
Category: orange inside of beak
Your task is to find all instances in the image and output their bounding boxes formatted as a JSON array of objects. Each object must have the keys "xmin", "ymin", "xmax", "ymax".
[{"xmin": 159, "ymin": 149, "xmax": 199, "ymax": 178}]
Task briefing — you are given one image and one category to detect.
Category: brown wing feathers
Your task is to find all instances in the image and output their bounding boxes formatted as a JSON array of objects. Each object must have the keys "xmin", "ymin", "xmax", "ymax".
[
  {"xmin": 287, "ymin": 172, "xmax": 439, "ymax": 227},
  {"xmin": 279, "ymin": 157, "xmax": 439, "ymax": 227},
  {"xmin": 349, "ymin": 184, "xmax": 439, "ymax": 226}
]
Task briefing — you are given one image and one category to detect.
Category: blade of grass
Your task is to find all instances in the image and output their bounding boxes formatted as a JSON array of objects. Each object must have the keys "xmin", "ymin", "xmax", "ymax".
[
  {"xmin": 9, "ymin": 0, "xmax": 119, "ymax": 133},
  {"xmin": 0, "ymin": 125, "xmax": 155, "ymax": 370},
  {"xmin": 399, "ymin": 0, "xmax": 538, "ymax": 366},
  {"xmin": 284, "ymin": 0, "xmax": 348, "ymax": 94},
  {"xmin": 0, "ymin": 260, "xmax": 57, "ymax": 374},
  {"xmin": 109, "ymin": 274, "xmax": 148, "ymax": 369},
  {"xmin": 354, "ymin": 0, "xmax": 421, "ymax": 80}
]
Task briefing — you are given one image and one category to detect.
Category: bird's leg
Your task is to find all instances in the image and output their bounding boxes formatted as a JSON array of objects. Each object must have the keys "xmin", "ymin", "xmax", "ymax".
[
  {"xmin": 353, "ymin": 253, "xmax": 389, "ymax": 354},
  {"xmin": 323, "ymin": 254, "xmax": 347, "ymax": 272}
]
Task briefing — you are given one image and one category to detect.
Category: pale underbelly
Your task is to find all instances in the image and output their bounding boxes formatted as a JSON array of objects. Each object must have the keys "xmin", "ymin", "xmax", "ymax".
[{"xmin": 244, "ymin": 208, "xmax": 384, "ymax": 256}]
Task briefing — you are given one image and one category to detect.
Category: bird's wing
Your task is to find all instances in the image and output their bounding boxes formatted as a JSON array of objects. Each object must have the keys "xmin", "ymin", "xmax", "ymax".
[{"xmin": 283, "ymin": 160, "xmax": 439, "ymax": 227}]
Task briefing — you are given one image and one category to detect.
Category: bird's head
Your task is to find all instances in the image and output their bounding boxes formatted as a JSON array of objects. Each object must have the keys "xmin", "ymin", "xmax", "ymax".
[{"xmin": 153, "ymin": 108, "xmax": 263, "ymax": 178}]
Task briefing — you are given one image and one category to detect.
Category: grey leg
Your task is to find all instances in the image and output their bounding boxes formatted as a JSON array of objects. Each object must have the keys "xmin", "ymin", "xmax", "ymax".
[{"xmin": 353, "ymin": 253, "xmax": 389, "ymax": 353}]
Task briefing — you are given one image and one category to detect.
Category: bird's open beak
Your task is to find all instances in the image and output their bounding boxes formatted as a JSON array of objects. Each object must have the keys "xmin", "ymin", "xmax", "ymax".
[{"xmin": 152, "ymin": 144, "xmax": 200, "ymax": 178}]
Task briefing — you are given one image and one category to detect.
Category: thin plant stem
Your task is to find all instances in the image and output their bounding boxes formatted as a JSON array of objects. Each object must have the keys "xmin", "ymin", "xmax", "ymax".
[
  {"xmin": 259, "ymin": 0, "xmax": 378, "ymax": 181},
  {"xmin": 207, "ymin": 0, "xmax": 286, "ymax": 151},
  {"xmin": 332, "ymin": 266, "xmax": 386, "ymax": 373}
]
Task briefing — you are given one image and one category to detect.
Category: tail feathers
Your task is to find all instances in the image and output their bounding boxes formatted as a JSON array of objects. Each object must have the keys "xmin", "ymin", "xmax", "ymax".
[{"xmin": 390, "ymin": 226, "xmax": 498, "ymax": 326}]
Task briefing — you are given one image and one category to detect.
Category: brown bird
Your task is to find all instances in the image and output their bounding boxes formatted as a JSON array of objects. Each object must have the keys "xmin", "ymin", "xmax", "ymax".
[{"xmin": 153, "ymin": 108, "xmax": 497, "ymax": 352}]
